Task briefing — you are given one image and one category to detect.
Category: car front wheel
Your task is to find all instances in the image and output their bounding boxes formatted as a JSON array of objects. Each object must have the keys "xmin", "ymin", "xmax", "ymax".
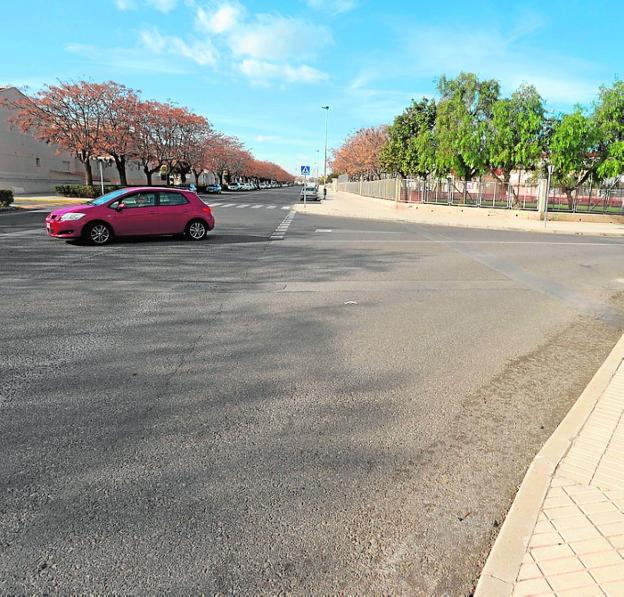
[
  {"xmin": 85, "ymin": 222, "xmax": 112, "ymax": 245},
  {"xmin": 186, "ymin": 219, "xmax": 208, "ymax": 241}
]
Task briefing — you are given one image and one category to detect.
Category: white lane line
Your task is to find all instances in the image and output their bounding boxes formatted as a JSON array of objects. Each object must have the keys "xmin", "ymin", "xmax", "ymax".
[
  {"xmin": 220, "ymin": 203, "xmax": 237, "ymax": 208},
  {"xmin": 281, "ymin": 205, "xmax": 292, "ymax": 210},
  {"xmin": 251, "ymin": 204, "xmax": 264, "ymax": 209},
  {"xmin": 208, "ymin": 202, "xmax": 223, "ymax": 207},
  {"xmin": 236, "ymin": 204, "xmax": 250, "ymax": 208},
  {"xmin": 266, "ymin": 205, "xmax": 277, "ymax": 209},
  {"xmin": 316, "ymin": 229, "xmax": 333, "ymax": 233},
  {"xmin": 270, "ymin": 210, "xmax": 296, "ymax": 241},
  {"xmin": 0, "ymin": 229, "xmax": 45, "ymax": 238}
]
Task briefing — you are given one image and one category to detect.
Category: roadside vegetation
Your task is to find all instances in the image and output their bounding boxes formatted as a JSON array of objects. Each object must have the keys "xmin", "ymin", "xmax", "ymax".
[
  {"xmin": 2, "ymin": 81, "xmax": 294, "ymax": 189},
  {"xmin": 332, "ymin": 73, "xmax": 624, "ymax": 211}
]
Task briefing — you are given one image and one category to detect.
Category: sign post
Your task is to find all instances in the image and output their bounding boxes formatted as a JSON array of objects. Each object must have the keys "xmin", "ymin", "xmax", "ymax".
[{"xmin": 301, "ymin": 165, "xmax": 311, "ymax": 206}]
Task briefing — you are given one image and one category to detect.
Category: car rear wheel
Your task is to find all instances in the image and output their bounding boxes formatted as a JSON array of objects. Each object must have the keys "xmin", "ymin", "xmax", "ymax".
[
  {"xmin": 85, "ymin": 222, "xmax": 112, "ymax": 245},
  {"xmin": 186, "ymin": 219, "xmax": 208, "ymax": 241}
]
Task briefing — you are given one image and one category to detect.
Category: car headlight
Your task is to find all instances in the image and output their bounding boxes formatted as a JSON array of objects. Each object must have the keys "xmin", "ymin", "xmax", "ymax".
[{"xmin": 59, "ymin": 212, "xmax": 86, "ymax": 221}]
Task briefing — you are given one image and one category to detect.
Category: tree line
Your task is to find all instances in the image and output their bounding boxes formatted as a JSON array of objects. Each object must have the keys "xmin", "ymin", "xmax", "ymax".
[
  {"xmin": 331, "ymin": 73, "xmax": 624, "ymax": 209},
  {"xmin": 4, "ymin": 81, "xmax": 294, "ymax": 187}
]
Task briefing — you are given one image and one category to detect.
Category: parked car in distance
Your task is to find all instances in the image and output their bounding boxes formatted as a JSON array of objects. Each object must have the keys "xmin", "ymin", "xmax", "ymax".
[
  {"xmin": 300, "ymin": 185, "xmax": 320, "ymax": 201},
  {"xmin": 45, "ymin": 187, "xmax": 215, "ymax": 245},
  {"xmin": 205, "ymin": 183, "xmax": 222, "ymax": 194},
  {"xmin": 227, "ymin": 182, "xmax": 242, "ymax": 191}
]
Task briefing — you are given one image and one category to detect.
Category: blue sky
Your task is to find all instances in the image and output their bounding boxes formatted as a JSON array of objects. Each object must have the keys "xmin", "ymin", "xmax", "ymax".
[{"xmin": 1, "ymin": 0, "xmax": 621, "ymax": 174}]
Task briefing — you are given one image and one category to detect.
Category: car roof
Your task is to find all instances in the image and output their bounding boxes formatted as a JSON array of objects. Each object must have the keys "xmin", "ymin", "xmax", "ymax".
[{"xmin": 121, "ymin": 186, "xmax": 191, "ymax": 193}]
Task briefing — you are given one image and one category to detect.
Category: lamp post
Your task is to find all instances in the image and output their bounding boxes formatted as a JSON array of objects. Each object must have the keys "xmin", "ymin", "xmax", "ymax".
[{"xmin": 321, "ymin": 105, "xmax": 329, "ymax": 194}]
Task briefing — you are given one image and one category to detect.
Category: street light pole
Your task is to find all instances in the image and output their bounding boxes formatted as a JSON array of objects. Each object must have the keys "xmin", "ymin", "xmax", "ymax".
[{"xmin": 321, "ymin": 105, "xmax": 329, "ymax": 195}]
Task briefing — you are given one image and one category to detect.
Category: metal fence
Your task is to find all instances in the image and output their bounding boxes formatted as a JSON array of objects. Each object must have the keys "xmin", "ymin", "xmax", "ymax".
[
  {"xmin": 546, "ymin": 185, "xmax": 624, "ymax": 215},
  {"xmin": 405, "ymin": 178, "xmax": 539, "ymax": 210},
  {"xmin": 337, "ymin": 177, "xmax": 624, "ymax": 216}
]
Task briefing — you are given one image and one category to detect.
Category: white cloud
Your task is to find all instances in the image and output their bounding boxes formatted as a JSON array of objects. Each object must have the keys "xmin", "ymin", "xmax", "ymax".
[
  {"xmin": 139, "ymin": 28, "xmax": 218, "ymax": 66},
  {"xmin": 115, "ymin": 0, "xmax": 138, "ymax": 9},
  {"xmin": 113, "ymin": 0, "xmax": 178, "ymax": 12},
  {"xmin": 101, "ymin": 2, "xmax": 332, "ymax": 86},
  {"xmin": 399, "ymin": 21, "xmax": 603, "ymax": 105},
  {"xmin": 232, "ymin": 14, "xmax": 332, "ymax": 61},
  {"xmin": 240, "ymin": 59, "xmax": 328, "ymax": 84},
  {"xmin": 65, "ymin": 43, "xmax": 191, "ymax": 74},
  {"xmin": 196, "ymin": 2, "xmax": 244, "ymax": 33},
  {"xmin": 306, "ymin": 0, "xmax": 357, "ymax": 14}
]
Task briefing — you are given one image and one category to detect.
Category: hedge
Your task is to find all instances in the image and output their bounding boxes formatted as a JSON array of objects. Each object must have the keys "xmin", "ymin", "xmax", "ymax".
[
  {"xmin": 55, "ymin": 184, "xmax": 124, "ymax": 198},
  {"xmin": 0, "ymin": 189, "xmax": 14, "ymax": 206}
]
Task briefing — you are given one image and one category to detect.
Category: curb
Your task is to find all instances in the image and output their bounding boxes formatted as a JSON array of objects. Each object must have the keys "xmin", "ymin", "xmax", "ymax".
[{"xmin": 475, "ymin": 331, "xmax": 624, "ymax": 596}]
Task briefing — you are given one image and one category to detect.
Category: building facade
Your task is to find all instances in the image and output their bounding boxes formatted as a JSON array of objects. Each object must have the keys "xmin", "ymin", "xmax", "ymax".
[{"xmin": 0, "ymin": 87, "xmax": 217, "ymax": 194}]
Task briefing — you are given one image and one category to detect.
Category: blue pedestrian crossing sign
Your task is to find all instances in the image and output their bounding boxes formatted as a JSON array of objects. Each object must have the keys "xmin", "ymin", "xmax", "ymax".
[{"xmin": 300, "ymin": 165, "xmax": 311, "ymax": 176}]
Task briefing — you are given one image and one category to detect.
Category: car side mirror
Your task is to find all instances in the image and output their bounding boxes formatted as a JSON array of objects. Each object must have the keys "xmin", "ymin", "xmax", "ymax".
[{"xmin": 116, "ymin": 202, "xmax": 126, "ymax": 212}]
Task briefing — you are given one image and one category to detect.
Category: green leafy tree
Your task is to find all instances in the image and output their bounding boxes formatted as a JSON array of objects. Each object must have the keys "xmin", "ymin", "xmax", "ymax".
[
  {"xmin": 549, "ymin": 110, "xmax": 603, "ymax": 210},
  {"xmin": 434, "ymin": 72, "xmax": 500, "ymax": 179},
  {"xmin": 380, "ymin": 98, "xmax": 437, "ymax": 177},
  {"xmin": 488, "ymin": 84, "xmax": 545, "ymax": 186},
  {"xmin": 595, "ymin": 80, "xmax": 624, "ymax": 181}
]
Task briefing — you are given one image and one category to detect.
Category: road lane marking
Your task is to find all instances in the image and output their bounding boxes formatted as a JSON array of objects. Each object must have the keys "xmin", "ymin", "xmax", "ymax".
[
  {"xmin": 220, "ymin": 203, "xmax": 237, "ymax": 208},
  {"xmin": 316, "ymin": 229, "xmax": 333, "ymax": 233},
  {"xmin": 236, "ymin": 204, "xmax": 249, "ymax": 208},
  {"xmin": 270, "ymin": 211, "xmax": 296, "ymax": 241},
  {"xmin": 251, "ymin": 204, "xmax": 264, "ymax": 209},
  {"xmin": 0, "ymin": 229, "xmax": 46, "ymax": 238}
]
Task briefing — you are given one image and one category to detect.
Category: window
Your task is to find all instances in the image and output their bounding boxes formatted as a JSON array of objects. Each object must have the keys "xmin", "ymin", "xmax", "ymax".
[
  {"xmin": 159, "ymin": 192, "xmax": 188, "ymax": 206},
  {"xmin": 115, "ymin": 192, "xmax": 157, "ymax": 209},
  {"xmin": 61, "ymin": 160, "xmax": 70, "ymax": 172}
]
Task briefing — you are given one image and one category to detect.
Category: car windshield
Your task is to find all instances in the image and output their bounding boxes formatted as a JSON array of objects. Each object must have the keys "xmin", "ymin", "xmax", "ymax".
[{"xmin": 86, "ymin": 189, "xmax": 128, "ymax": 206}]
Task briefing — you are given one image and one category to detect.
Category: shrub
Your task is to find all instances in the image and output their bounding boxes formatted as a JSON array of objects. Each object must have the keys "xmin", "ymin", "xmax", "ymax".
[
  {"xmin": 55, "ymin": 184, "xmax": 124, "ymax": 198},
  {"xmin": 0, "ymin": 189, "xmax": 14, "ymax": 206}
]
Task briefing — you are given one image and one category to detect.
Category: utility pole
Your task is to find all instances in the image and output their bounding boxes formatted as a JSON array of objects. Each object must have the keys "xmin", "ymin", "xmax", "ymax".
[{"xmin": 322, "ymin": 106, "xmax": 329, "ymax": 196}]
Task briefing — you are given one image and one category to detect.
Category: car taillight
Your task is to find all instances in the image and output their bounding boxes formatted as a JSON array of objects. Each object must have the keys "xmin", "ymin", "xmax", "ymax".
[{"xmin": 202, "ymin": 207, "xmax": 212, "ymax": 214}]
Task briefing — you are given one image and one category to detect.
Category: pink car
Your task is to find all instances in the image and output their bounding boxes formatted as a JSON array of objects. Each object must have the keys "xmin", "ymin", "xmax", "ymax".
[{"xmin": 46, "ymin": 187, "xmax": 215, "ymax": 245}]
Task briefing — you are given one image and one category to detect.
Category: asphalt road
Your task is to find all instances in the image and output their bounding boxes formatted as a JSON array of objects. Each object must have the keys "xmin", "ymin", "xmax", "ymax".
[{"xmin": 2, "ymin": 187, "xmax": 624, "ymax": 595}]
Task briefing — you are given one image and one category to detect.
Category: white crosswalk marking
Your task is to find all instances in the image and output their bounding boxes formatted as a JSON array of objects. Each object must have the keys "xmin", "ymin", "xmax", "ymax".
[
  {"xmin": 270, "ymin": 210, "xmax": 296, "ymax": 241},
  {"xmin": 207, "ymin": 202, "xmax": 293, "ymax": 211}
]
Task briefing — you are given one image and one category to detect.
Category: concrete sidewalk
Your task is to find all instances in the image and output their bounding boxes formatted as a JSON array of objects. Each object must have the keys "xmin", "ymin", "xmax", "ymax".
[
  {"xmin": 294, "ymin": 190, "xmax": 624, "ymax": 237},
  {"xmin": 477, "ymin": 332, "xmax": 624, "ymax": 596}
]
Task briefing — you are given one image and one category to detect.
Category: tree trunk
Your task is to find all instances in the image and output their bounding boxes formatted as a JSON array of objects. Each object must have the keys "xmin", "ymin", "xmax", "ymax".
[
  {"xmin": 565, "ymin": 189, "xmax": 575, "ymax": 211},
  {"xmin": 114, "ymin": 155, "xmax": 128, "ymax": 187},
  {"xmin": 194, "ymin": 171, "xmax": 200, "ymax": 185},
  {"xmin": 144, "ymin": 167, "xmax": 153, "ymax": 186},
  {"xmin": 83, "ymin": 159, "xmax": 93, "ymax": 187}
]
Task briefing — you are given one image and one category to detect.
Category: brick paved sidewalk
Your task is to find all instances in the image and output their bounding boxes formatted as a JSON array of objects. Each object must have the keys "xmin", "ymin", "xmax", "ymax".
[{"xmin": 511, "ymin": 362, "xmax": 624, "ymax": 596}]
